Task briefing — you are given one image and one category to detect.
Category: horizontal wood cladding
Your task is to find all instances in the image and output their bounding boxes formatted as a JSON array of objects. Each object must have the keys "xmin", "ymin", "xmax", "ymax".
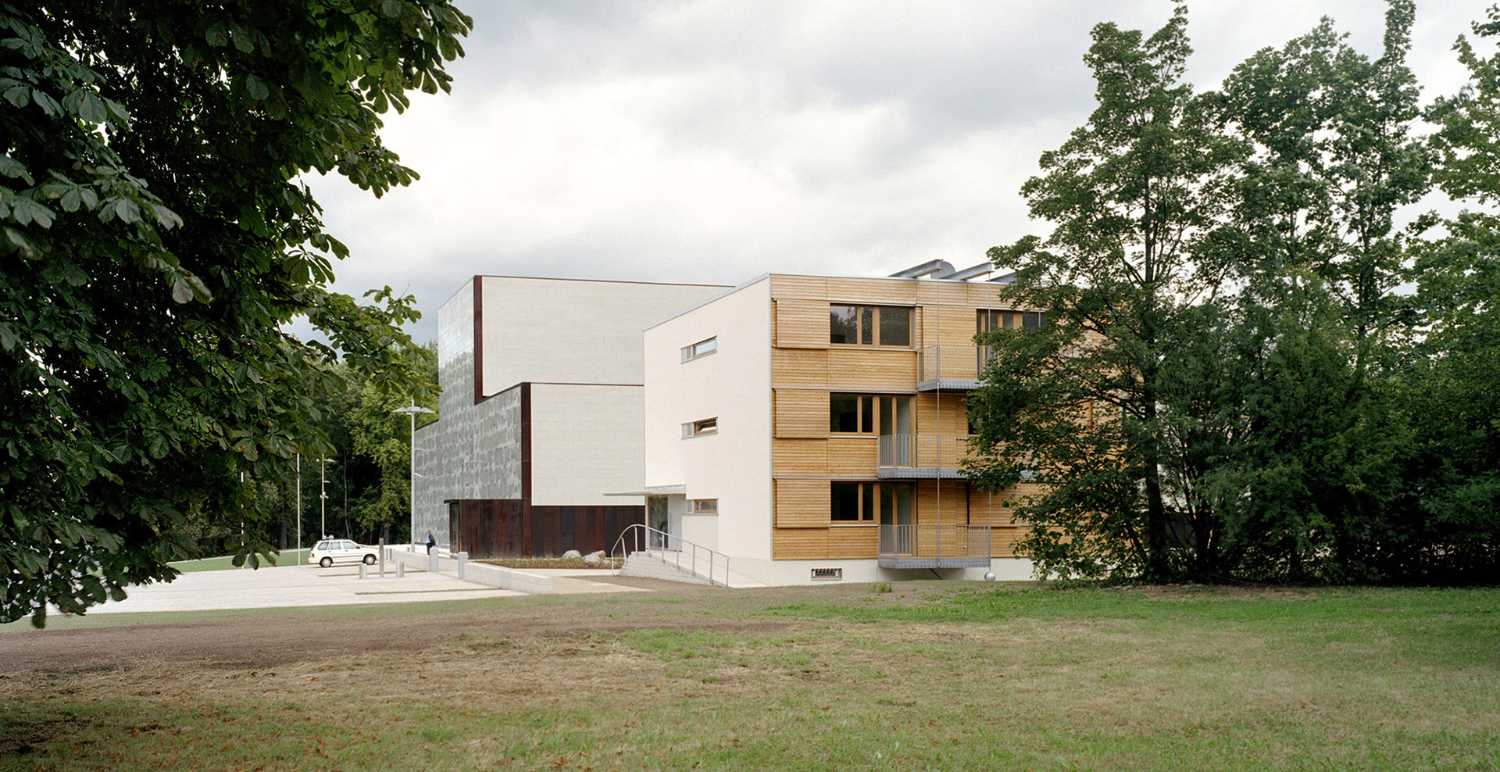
[
  {"xmin": 825, "ymin": 278, "xmax": 917, "ymax": 306},
  {"xmin": 921, "ymin": 305, "xmax": 979, "ymax": 349},
  {"xmin": 773, "ymin": 348, "xmax": 828, "ymax": 387},
  {"xmin": 774, "ymin": 389, "xmax": 828, "ymax": 438},
  {"xmin": 916, "ymin": 392, "xmax": 970, "ymax": 436},
  {"xmin": 828, "ymin": 526, "xmax": 878, "ymax": 559},
  {"xmin": 967, "ymin": 281, "xmax": 1014, "ymax": 308},
  {"xmin": 773, "ymin": 438, "xmax": 828, "ymax": 477},
  {"xmin": 774, "ymin": 479, "xmax": 830, "ymax": 528},
  {"xmin": 916, "ymin": 280, "xmax": 970, "ymax": 307},
  {"xmin": 991, "ymin": 526, "xmax": 1025, "ymax": 558},
  {"xmin": 774, "ymin": 298, "xmax": 829, "ymax": 348},
  {"xmin": 770, "ymin": 275, "xmax": 828, "ymax": 300},
  {"xmin": 772, "ymin": 527, "xmax": 829, "ymax": 559},
  {"xmin": 771, "ymin": 525, "xmax": 878, "ymax": 560},
  {"xmin": 828, "ymin": 436, "xmax": 877, "ymax": 476},
  {"xmin": 827, "ymin": 348, "xmax": 916, "ymax": 391},
  {"xmin": 917, "ymin": 479, "xmax": 969, "ymax": 524}
]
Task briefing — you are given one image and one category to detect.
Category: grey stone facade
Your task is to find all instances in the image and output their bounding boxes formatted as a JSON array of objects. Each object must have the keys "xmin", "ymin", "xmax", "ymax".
[{"xmin": 411, "ymin": 282, "xmax": 522, "ymax": 546}]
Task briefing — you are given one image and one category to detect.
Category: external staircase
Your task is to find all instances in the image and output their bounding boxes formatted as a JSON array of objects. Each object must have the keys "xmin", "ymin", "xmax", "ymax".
[{"xmin": 611, "ymin": 524, "xmax": 763, "ymax": 588}]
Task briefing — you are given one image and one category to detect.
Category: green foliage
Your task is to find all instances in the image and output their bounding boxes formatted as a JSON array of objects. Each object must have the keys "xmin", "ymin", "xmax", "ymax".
[
  {"xmin": 968, "ymin": 0, "xmax": 1497, "ymax": 584},
  {"xmin": 0, "ymin": 2, "xmax": 470, "ymax": 626}
]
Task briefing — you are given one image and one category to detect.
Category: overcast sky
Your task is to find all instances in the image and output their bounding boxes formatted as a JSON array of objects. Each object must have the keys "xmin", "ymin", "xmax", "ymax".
[{"xmin": 305, "ymin": 0, "xmax": 1493, "ymax": 343}]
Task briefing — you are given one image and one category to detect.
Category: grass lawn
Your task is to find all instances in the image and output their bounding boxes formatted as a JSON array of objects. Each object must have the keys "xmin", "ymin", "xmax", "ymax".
[
  {"xmin": 1, "ymin": 582, "xmax": 1497, "ymax": 769},
  {"xmin": 167, "ymin": 548, "xmax": 309, "ymax": 573}
]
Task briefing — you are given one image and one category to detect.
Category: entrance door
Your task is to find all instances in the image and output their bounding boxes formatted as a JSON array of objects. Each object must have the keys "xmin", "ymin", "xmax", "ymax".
[{"xmin": 647, "ymin": 495, "xmax": 669, "ymax": 550}]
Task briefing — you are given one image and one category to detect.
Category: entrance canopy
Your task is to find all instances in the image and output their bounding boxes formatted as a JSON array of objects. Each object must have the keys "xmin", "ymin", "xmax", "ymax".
[{"xmin": 604, "ymin": 484, "xmax": 686, "ymax": 497}]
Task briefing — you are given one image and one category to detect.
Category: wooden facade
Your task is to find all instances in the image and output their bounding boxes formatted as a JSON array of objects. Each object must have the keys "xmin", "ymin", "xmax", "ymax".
[{"xmin": 767, "ymin": 274, "xmax": 1035, "ymax": 560}]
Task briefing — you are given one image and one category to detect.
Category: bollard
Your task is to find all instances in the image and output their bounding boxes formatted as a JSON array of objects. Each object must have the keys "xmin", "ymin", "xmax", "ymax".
[
  {"xmin": 396, "ymin": 559, "xmax": 405, "ymax": 578},
  {"xmin": 455, "ymin": 551, "xmax": 468, "ymax": 580},
  {"xmin": 359, "ymin": 562, "xmax": 367, "ymax": 580},
  {"xmin": 428, "ymin": 553, "xmax": 438, "ymax": 574},
  {"xmin": 378, "ymin": 538, "xmax": 385, "ymax": 577}
]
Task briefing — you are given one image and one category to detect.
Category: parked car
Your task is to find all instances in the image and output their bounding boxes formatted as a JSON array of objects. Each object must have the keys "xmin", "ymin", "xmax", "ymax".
[{"xmin": 310, "ymin": 538, "xmax": 379, "ymax": 568}]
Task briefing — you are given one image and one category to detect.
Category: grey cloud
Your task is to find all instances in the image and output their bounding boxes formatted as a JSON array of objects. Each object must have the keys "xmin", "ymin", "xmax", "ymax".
[{"xmin": 307, "ymin": 1, "xmax": 1494, "ymax": 344}]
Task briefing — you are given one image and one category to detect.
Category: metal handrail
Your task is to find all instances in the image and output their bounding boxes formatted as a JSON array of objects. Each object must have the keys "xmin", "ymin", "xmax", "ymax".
[
  {"xmin": 878, "ymin": 433, "xmax": 972, "ymax": 468},
  {"xmin": 878, "ymin": 523, "xmax": 992, "ymax": 561},
  {"xmin": 610, "ymin": 523, "xmax": 736, "ymax": 588},
  {"xmin": 918, "ymin": 345, "xmax": 989, "ymax": 384}
]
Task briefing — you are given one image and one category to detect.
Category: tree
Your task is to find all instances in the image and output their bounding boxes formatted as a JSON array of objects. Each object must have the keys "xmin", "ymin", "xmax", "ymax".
[
  {"xmin": 0, "ymin": 2, "xmax": 471, "ymax": 626},
  {"xmin": 344, "ymin": 339, "xmax": 438, "ymax": 542},
  {"xmin": 1405, "ymin": 4, "xmax": 1500, "ymax": 581},
  {"xmin": 967, "ymin": 2, "xmax": 1241, "ymax": 581},
  {"xmin": 1203, "ymin": 0, "xmax": 1433, "ymax": 581},
  {"xmin": 969, "ymin": 0, "xmax": 1445, "ymax": 583}
]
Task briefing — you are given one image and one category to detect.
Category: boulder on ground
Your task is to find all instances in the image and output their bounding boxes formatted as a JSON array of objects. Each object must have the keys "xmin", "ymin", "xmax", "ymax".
[
  {"xmin": 561, "ymin": 549, "xmax": 582, "ymax": 560},
  {"xmin": 583, "ymin": 550, "xmax": 606, "ymax": 566}
]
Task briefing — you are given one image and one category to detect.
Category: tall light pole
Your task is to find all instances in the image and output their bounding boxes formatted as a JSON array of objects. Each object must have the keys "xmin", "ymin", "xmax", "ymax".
[
  {"xmin": 319, "ymin": 456, "xmax": 337, "ymax": 538},
  {"xmin": 394, "ymin": 402, "xmax": 434, "ymax": 545},
  {"xmin": 295, "ymin": 453, "xmax": 302, "ymax": 564}
]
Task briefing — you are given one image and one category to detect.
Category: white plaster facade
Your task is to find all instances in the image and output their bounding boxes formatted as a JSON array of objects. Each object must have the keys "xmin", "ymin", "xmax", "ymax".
[
  {"xmin": 643, "ymin": 277, "xmax": 774, "ymax": 561},
  {"xmin": 530, "ymin": 383, "xmax": 647, "ymax": 507},
  {"xmin": 478, "ymin": 276, "xmax": 729, "ymax": 395}
]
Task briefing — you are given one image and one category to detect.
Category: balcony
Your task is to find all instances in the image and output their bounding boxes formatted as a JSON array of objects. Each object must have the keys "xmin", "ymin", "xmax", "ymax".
[
  {"xmin": 878, "ymin": 523, "xmax": 992, "ymax": 568},
  {"xmin": 917, "ymin": 346, "xmax": 991, "ymax": 392},
  {"xmin": 877, "ymin": 433, "xmax": 970, "ymax": 479}
]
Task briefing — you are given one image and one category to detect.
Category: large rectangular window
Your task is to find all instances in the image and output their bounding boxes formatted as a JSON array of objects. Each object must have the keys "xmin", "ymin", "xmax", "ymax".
[
  {"xmin": 830, "ymin": 393, "xmax": 862, "ymax": 432},
  {"xmin": 831, "ymin": 482, "xmax": 864, "ymax": 522},
  {"xmin": 830, "ymin": 305, "xmax": 912, "ymax": 346},
  {"xmin": 829, "ymin": 394, "xmax": 905, "ymax": 434},
  {"xmin": 831, "ymin": 481, "xmax": 912, "ymax": 524}
]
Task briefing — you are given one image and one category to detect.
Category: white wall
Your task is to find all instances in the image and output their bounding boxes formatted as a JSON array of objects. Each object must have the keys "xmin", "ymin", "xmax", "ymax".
[
  {"xmin": 530, "ymin": 383, "xmax": 646, "ymax": 507},
  {"xmin": 643, "ymin": 277, "xmax": 773, "ymax": 560},
  {"xmin": 479, "ymin": 277, "xmax": 728, "ymax": 395}
]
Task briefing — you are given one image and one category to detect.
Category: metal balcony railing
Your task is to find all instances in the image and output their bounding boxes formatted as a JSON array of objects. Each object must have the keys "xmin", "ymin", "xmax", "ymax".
[
  {"xmin": 878, "ymin": 523, "xmax": 992, "ymax": 568},
  {"xmin": 877, "ymin": 433, "xmax": 972, "ymax": 477},
  {"xmin": 917, "ymin": 346, "xmax": 991, "ymax": 390}
]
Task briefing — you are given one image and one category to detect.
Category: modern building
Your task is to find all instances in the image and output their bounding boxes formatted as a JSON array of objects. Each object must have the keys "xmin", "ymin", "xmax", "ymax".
[
  {"xmin": 639, "ymin": 262, "xmax": 1041, "ymax": 585},
  {"xmin": 412, "ymin": 275, "xmax": 730, "ymax": 557}
]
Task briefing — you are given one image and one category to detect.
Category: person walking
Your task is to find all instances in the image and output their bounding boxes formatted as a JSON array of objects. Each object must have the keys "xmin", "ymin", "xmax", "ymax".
[{"xmin": 425, "ymin": 530, "xmax": 436, "ymax": 555}]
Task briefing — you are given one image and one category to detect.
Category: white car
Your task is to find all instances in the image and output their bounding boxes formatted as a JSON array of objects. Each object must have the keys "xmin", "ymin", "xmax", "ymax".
[{"xmin": 310, "ymin": 538, "xmax": 379, "ymax": 568}]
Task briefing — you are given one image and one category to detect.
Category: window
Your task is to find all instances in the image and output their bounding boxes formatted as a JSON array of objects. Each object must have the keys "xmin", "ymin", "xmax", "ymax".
[
  {"xmin": 831, "ymin": 482, "xmax": 868, "ymax": 522},
  {"xmin": 690, "ymin": 498, "xmax": 718, "ymax": 514},
  {"xmin": 830, "ymin": 304, "xmax": 860, "ymax": 344},
  {"xmin": 831, "ymin": 481, "xmax": 912, "ymax": 524},
  {"xmin": 830, "ymin": 394, "xmax": 908, "ymax": 435},
  {"xmin": 830, "ymin": 393, "xmax": 870, "ymax": 433},
  {"xmin": 830, "ymin": 305, "xmax": 912, "ymax": 346},
  {"xmin": 879, "ymin": 306, "xmax": 911, "ymax": 346},
  {"xmin": 682, "ymin": 417, "xmax": 718, "ymax": 438},
  {"xmin": 977, "ymin": 309, "xmax": 1045, "ymax": 334},
  {"xmin": 681, "ymin": 336, "xmax": 718, "ymax": 362}
]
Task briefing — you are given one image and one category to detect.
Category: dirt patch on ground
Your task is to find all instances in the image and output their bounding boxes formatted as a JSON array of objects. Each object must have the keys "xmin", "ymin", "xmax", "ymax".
[{"xmin": 0, "ymin": 578, "xmax": 794, "ymax": 674}]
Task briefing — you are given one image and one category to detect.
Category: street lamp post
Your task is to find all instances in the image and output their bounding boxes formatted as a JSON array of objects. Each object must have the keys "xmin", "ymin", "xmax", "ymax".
[
  {"xmin": 319, "ymin": 456, "xmax": 337, "ymax": 539},
  {"xmin": 295, "ymin": 453, "xmax": 302, "ymax": 564},
  {"xmin": 394, "ymin": 402, "xmax": 434, "ymax": 547}
]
